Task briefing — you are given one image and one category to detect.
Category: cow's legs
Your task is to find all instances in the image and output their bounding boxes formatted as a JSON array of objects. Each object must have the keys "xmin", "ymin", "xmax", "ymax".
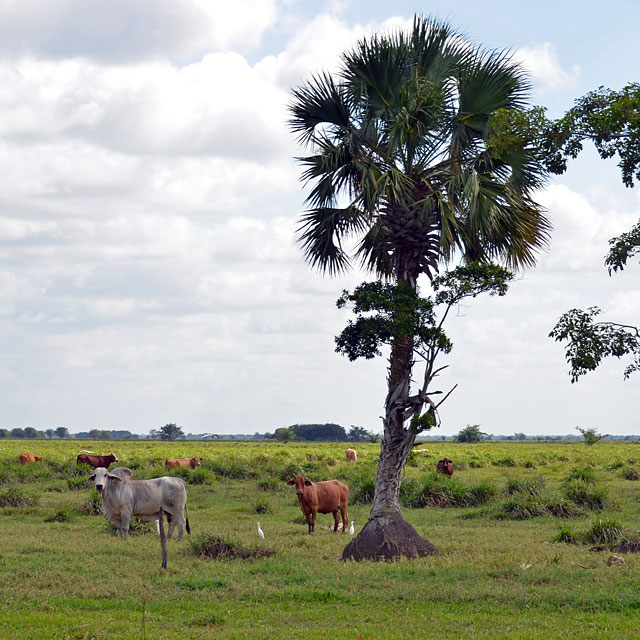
[
  {"xmin": 332, "ymin": 509, "xmax": 339, "ymax": 532},
  {"xmin": 120, "ymin": 508, "xmax": 132, "ymax": 540},
  {"xmin": 166, "ymin": 512, "xmax": 177, "ymax": 539},
  {"xmin": 340, "ymin": 503, "xmax": 348, "ymax": 533},
  {"xmin": 305, "ymin": 512, "xmax": 313, "ymax": 534}
]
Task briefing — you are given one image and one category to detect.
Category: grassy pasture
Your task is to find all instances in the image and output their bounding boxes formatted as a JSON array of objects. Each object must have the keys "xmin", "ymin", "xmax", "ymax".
[{"xmin": 1, "ymin": 439, "xmax": 640, "ymax": 639}]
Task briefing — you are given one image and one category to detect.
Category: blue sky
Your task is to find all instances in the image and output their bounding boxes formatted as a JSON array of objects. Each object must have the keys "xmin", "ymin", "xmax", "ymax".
[{"xmin": 0, "ymin": 0, "xmax": 638, "ymax": 436}]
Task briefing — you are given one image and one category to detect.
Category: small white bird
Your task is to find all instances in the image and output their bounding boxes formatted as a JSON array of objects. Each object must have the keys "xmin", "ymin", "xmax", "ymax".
[
  {"xmin": 257, "ymin": 522, "xmax": 264, "ymax": 539},
  {"xmin": 349, "ymin": 521, "xmax": 354, "ymax": 535}
]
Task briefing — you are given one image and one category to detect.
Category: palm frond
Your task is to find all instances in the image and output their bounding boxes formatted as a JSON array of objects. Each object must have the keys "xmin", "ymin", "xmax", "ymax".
[{"xmin": 297, "ymin": 206, "xmax": 371, "ymax": 276}]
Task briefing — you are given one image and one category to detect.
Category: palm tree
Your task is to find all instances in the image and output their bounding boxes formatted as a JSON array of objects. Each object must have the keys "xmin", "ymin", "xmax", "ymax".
[{"xmin": 289, "ymin": 16, "xmax": 550, "ymax": 560}]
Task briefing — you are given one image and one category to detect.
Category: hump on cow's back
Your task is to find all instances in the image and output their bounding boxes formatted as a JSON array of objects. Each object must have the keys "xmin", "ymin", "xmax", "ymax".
[{"xmin": 110, "ymin": 467, "xmax": 133, "ymax": 480}]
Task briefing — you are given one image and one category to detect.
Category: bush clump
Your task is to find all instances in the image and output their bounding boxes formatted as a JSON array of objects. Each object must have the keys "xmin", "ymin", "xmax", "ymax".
[
  {"xmin": 0, "ymin": 486, "xmax": 39, "ymax": 508},
  {"xmin": 504, "ymin": 477, "xmax": 545, "ymax": 497},
  {"xmin": 563, "ymin": 480, "xmax": 609, "ymax": 510},
  {"xmin": 252, "ymin": 497, "xmax": 273, "ymax": 514},
  {"xmin": 188, "ymin": 468, "xmax": 215, "ymax": 485},
  {"xmin": 620, "ymin": 466, "xmax": 639, "ymax": 481},
  {"xmin": 553, "ymin": 524, "xmax": 578, "ymax": 544},
  {"xmin": 67, "ymin": 476, "xmax": 89, "ymax": 490},
  {"xmin": 189, "ymin": 533, "xmax": 275, "ymax": 560},
  {"xmin": 81, "ymin": 489, "xmax": 102, "ymax": 515},
  {"xmin": 585, "ymin": 518, "xmax": 626, "ymax": 546},
  {"xmin": 400, "ymin": 473, "xmax": 495, "ymax": 508},
  {"xmin": 493, "ymin": 495, "xmax": 551, "ymax": 520},
  {"xmin": 45, "ymin": 508, "xmax": 73, "ymax": 523},
  {"xmin": 566, "ymin": 466, "xmax": 596, "ymax": 484}
]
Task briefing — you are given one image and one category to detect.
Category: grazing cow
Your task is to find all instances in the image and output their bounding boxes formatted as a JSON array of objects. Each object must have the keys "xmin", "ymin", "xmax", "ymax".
[
  {"xmin": 77, "ymin": 453, "xmax": 118, "ymax": 469},
  {"xmin": 345, "ymin": 448, "xmax": 357, "ymax": 462},
  {"xmin": 287, "ymin": 475, "xmax": 349, "ymax": 534},
  {"xmin": 165, "ymin": 456, "xmax": 201, "ymax": 471},
  {"xmin": 19, "ymin": 453, "xmax": 43, "ymax": 464},
  {"xmin": 436, "ymin": 458, "xmax": 454, "ymax": 476},
  {"xmin": 88, "ymin": 467, "xmax": 190, "ymax": 541}
]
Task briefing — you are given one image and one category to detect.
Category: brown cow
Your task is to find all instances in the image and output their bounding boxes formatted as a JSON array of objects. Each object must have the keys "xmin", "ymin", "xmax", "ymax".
[
  {"xmin": 436, "ymin": 458, "xmax": 454, "ymax": 476},
  {"xmin": 19, "ymin": 453, "xmax": 43, "ymax": 464},
  {"xmin": 345, "ymin": 448, "xmax": 357, "ymax": 462},
  {"xmin": 165, "ymin": 457, "xmax": 201, "ymax": 471},
  {"xmin": 287, "ymin": 475, "xmax": 349, "ymax": 534},
  {"xmin": 76, "ymin": 453, "xmax": 118, "ymax": 469}
]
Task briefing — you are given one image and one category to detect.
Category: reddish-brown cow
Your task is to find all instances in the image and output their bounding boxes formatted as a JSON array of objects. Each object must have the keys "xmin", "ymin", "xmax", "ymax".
[
  {"xmin": 165, "ymin": 457, "xmax": 201, "ymax": 471},
  {"xmin": 345, "ymin": 448, "xmax": 357, "ymax": 462},
  {"xmin": 436, "ymin": 458, "xmax": 454, "ymax": 476},
  {"xmin": 287, "ymin": 475, "xmax": 349, "ymax": 534},
  {"xmin": 19, "ymin": 453, "xmax": 43, "ymax": 464},
  {"xmin": 77, "ymin": 453, "xmax": 119, "ymax": 469}
]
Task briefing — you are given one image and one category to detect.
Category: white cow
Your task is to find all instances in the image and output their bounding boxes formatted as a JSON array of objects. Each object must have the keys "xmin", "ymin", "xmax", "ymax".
[{"xmin": 88, "ymin": 467, "xmax": 190, "ymax": 540}]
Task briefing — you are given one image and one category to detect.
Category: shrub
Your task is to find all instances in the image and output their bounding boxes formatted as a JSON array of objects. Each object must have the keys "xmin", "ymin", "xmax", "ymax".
[
  {"xmin": 564, "ymin": 480, "xmax": 609, "ymax": 510},
  {"xmin": 620, "ymin": 466, "xmax": 639, "ymax": 481},
  {"xmin": 504, "ymin": 477, "xmax": 545, "ymax": 497},
  {"xmin": 493, "ymin": 495, "xmax": 550, "ymax": 520},
  {"xmin": 278, "ymin": 462, "xmax": 304, "ymax": 482},
  {"xmin": 81, "ymin": 489, "xmax": 102, "ymax": 515},
  {"xmin": 189, "ymin": 533, "xmax": 274, "ymax": 560},
  {"xmin": 553, "ymin": 524, "xmax": 578, "ymax": 544},
  {"xmin": 492, "ymin": 457, "xmax": 517, "ymax": 467},
  {"xmin": 400, "ymin": 473, "xmax": 494, "ymax": 508},
  {"xmin": 45, "ymin": 508, "xmax": 73, "ymax": 523},
  {"xmin": 0, "ymin": 486, "xmax": 38, "ymax": 508},
  {"xmin": 350, "ymin": 476, "xmax": 376, "ymax": 505},
  {"xmin": 68, "ymin": 476, "xmax": 89, "ymax": 490},
  {"xmin": 257, "ymin": 477, "xmax": 280, "ymax": 492},
  {"xmin": 584, "ymin": 518, "xmax": 626, "ymax": 546},
  {"xmin": 253, "ymin": 497, "xmax": 273, "ymax": 514},
  {"xmin": 566, "ymin": 466, "xmax": 596, "ymax": 484},
  {"xmin": 188, "ymin": 468, "xmax": 215, "ymax": 485},
  {"xmin": 545, "ymin": 499, "xmax": 585, "ymax": 518}
]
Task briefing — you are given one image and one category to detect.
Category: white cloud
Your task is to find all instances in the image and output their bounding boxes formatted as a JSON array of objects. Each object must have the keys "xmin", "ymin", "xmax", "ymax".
[
  {"xmin": 0, "ymin": 0, "xmax": 279, "ymax": 62},
  {"xmin": 513, "ymin": 42, "xmax": 580, "ymax": 93}
]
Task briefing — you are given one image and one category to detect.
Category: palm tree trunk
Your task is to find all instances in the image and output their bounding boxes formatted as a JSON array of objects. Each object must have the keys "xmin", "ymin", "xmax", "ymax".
[{"xmin": 342, "ymin": 266, "xmax": 438, "ymax": 561}]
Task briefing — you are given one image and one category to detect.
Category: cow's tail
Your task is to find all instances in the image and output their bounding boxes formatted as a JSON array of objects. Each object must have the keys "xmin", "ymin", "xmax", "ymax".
[{"xmin": 185, "ymin": 501, "xmax": 191, "ymax": 535}]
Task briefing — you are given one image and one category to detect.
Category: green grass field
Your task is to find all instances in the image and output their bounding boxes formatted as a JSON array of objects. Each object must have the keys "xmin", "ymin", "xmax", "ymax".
[{"xmin": 1, "ymin": 439, "xmax": 640, "ymax": 639}]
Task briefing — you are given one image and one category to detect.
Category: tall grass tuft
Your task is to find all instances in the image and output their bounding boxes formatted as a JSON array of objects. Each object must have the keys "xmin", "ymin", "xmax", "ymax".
[
  {"xmin": 0, "ymin": 485, "xmax": 39, "ymax": 507},
  {"xmin": 45, "ymin": 508, "xmax": 73, "ymax": 523},
  {"xmin": 504, "ymin": 477, "xmax": 545, "ymax": 497},
  {"xmin": 400, "ymin": 472, "xmax": 494, "ymax": 508},
  {"xmin": 584, "ymin": 518, "xmax": 626, "ymax": 546},
  {"xmin": 563, "ymin": 480, "xmax": 609, "ymax": 510},
  {"xmin": 189, "ymin": 532, "xmax": 275, "ymax": 560},
  {"xmin": 565, "ymin": 466, "xmax": 596, "ymax": 484}
]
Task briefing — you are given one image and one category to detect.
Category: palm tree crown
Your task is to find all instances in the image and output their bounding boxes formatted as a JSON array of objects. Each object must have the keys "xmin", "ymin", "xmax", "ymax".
[{"xmin": 289, "ymin": 16, "xmax": 550, "ymax": 285}]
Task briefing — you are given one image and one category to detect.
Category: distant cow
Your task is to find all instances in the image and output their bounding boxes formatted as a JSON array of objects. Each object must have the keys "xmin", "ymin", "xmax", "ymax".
[
  {"xmin": 345, "ymin": 448, "xmax": 357, "ymax": 462},
  {"xmin": 19, "ymin": 453, "xmax": 43, "ymax": 464},
  {"xmin": 165, "ymin": 457, "xmax": 201, "ymax": 471},
  {"xmin": 436, "ymin": 458, "xmax": 454, "ymax": 476},
  {"xmin": 88, "ymin": 467, "xmax": 190, "ymax": 541},
  {"xmin": 287, "ymin": 475, "xmax": 349, "ymax": 534},
  {"xmin": 77, "ymin": 453, "xmax": 118, "ymax": 469}
]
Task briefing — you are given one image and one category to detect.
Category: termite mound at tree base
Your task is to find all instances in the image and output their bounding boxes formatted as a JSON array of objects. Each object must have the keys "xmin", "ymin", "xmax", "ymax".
[{"xmin": 342, "ymin": 513, "xmax": 438, "ymax": 561}]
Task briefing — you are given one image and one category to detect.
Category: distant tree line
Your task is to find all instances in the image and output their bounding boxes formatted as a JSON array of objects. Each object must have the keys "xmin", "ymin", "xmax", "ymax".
[{"xmin": 264, "ymin": 423, "xmax": 381, "ymax": 443}]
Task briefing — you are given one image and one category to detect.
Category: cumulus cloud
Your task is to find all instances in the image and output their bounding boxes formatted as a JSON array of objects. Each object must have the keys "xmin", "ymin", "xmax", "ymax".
[
  {"xmin": 0, "ymin": 0, "xmax": 279, "ymax": 62},
  {"xmin": 513, "ymin": 42, "xmax": 580, "ymax": 93}
]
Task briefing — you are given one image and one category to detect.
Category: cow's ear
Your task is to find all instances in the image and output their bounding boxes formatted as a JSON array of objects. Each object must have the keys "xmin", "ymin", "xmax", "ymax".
[
  {"xmin": 107, "ymin": 474, "xmax": 121, "ymax": 482},
  {"xmin": 286, "ymin": 480, "xmax": 294, "ymax": 485},
  {"xmin": 88, "ymin": 474, "xmax": 95, "ymax": 482},
  {"xmin": 304, "ymin": 480, "xmax": 313, "ymax": 486}
]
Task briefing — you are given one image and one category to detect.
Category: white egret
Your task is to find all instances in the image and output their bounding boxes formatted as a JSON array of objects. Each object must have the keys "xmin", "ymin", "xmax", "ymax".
[
  {"xmin": 349, "ymin": 521, "xmax": 354, "ymax": 535},
  {"xmin": 257, "ymin": 522, "xmax": 264, "ymax": 539}
]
